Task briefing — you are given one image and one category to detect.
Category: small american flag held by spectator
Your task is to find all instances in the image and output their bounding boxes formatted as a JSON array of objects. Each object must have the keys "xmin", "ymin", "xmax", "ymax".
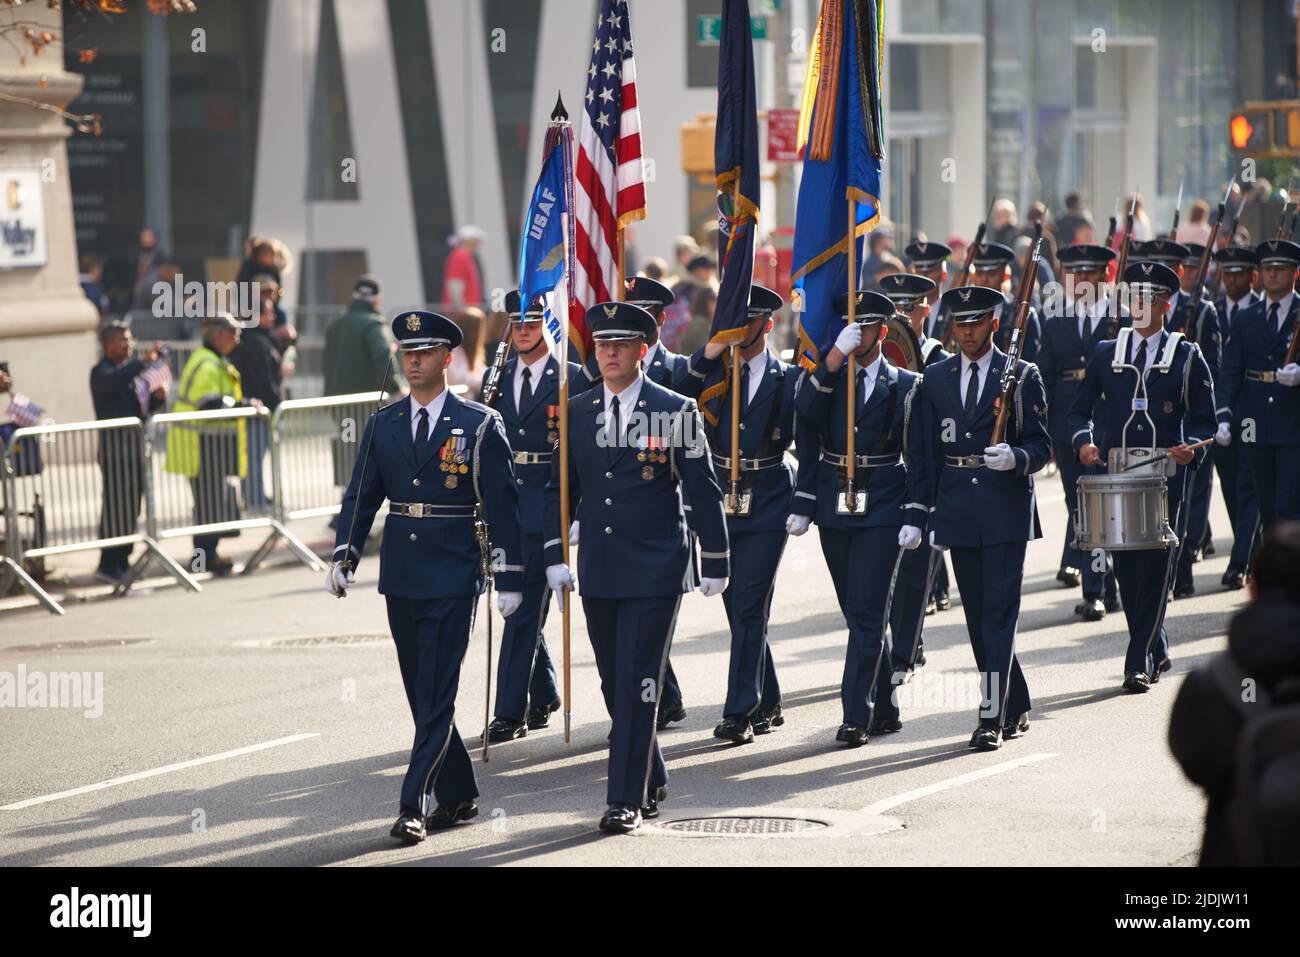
[
  {"xmin": 134, "ymin": 361, "xmax": 174, "ymax": 415},
  {"xmin": 5, "ymin": 391, "xmax": 43, "ymax": 428}
]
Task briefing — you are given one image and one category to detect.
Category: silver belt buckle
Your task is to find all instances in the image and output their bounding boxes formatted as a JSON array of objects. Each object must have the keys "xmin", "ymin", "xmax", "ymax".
[
  {"xmin": 724, "ymin": 487, "xmax": 752, "ymax": 516},
  {"xmin": 514, "ymin": 451, "xmax": 529, "ymax": 465}
]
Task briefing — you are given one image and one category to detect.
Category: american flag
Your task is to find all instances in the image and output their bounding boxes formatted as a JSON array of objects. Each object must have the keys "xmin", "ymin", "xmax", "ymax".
[
  {"xmin": 134, "ymin": 360, "xmax": 174, "ymax": 415},
  {"xmin": 5, "ymin": 392, "xmax": 43, "ymax": 428},
  {"xmin": 573, "ymin": 0, "xmax": 646, "ymax": 309}
]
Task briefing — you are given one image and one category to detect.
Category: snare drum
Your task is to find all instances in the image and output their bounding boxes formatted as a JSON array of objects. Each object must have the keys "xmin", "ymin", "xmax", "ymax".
[{"xmin": 1074, "ymin": 471, "xmax": 1179, "ymax": 551}]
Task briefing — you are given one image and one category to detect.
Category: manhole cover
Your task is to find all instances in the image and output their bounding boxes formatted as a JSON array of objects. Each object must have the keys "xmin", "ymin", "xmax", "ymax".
[
  {"xmin": 269, "ymin": 634, "xmax": 390, "ymax": 647},
  {"xmin": 3, "ymin": 638, "xmax": 155, "ymax": 653},
  {"xmin": 658, "ymin": 815, "xmax": 830, "ymax": 836}
]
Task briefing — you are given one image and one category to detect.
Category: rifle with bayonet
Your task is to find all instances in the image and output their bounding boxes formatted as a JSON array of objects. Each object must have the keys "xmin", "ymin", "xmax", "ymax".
[{"xmin": 991, "ymin": 223, "xmax": 1043, "ymax": 445}]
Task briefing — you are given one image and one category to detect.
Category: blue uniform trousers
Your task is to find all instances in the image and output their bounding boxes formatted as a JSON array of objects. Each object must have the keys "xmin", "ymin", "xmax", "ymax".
[
  {"xmin": 889, "ymin": 541, "xmax": 935, "ymax": 672},
  {"xmin": 1058, "ymin": 442, "xmax": 1119, "ymax": 602},
  {"xmin": 1214, "ymin": 437, "xmax": 1260, "ymax": 571},
  {"xmin": 492, "ymin": 534, "xmax": 558, "ymax": 722},
  {"xmin": 583, "ymin": 595, "xmax": 681, "ymax": 806},
  {"xmin": 1175, "ymin": 454, "xmax": 1215, "ymax": 590},
  {"xmin": 385, "ymin": 595, "xmax": 480, "ymax": 816},
  {"xmin": 949, "ymin": 543, "xmax": 1032, "ymax": 726},
  {"xmin": 721, "ymin": 528, "xmax": 786, "ymax": 720},
  {"xmin": 1248, "ymin": 443, "xmax": 1300, "ymax": 531},
  {"xmin": 819, "ymin": 525, "xmax": 900, "ymax": 727}
]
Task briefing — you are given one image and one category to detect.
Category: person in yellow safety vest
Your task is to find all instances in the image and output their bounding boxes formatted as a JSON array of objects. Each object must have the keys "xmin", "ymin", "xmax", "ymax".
[{"xmin": 166, "ymin": 313, "xmax": 256, "ymax": 576}]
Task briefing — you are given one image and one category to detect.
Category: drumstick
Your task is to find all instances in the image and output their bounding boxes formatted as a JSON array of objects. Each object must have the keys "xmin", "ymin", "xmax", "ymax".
[{"xmin": 1119, "ymin": 436, "xmax": 1215, "ymax": 472}]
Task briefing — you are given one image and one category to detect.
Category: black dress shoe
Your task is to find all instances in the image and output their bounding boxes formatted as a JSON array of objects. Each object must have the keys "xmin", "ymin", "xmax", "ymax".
[
  {"xmin": 924, "ymin": 594, "xmax": 937, "ymax": 616},
  {"xmin": 390, "ymin": 813, "xmax": 426, "ymax": 844},
  {"xmin": 835, "ymin": 723, "xmax": 870, "ymax": 747},
  {"xmin": 527, "ymin": 698, "xmax": 561, "ymax": 730},
  {"xmin": 598, "ymin": 803, "xmax": 642, "ymax": 834},
  {"xmin": 1002, "ymin": 713, "xmax": 1029, "ymax": 739},
  {"xmin": 485, "ymin": 718, "xmax": 526, "ymax": 743},
  {"xmin": 970, "ymin": 725, "xmax": 1001, "ymax": 751},
  {"xmin": 1122, "ymin": 672, "xmax": 1151, "ymax": 694},
  {"xmin": 656, "ymin": 702, "xmax": 687, "ymax": 731},
  {"xmin": 934, "ymin": 593, "xmax": 951, "ymax": 612},
  {"xmin": 1056, "ymin": 567, "xmax": 1082, "ymax": 587},
  {"xmin": 750, "ymin": 703, "xmax": 784, "ymax": 735},
  {"xmin": 1202, "ymin": 541, "xmax": 1216, "ymax": 557},
  {"xmin": 870, "ymin": 717, "xmax": 902, "ymax": 735},
  {"xmin": 1074, "ymin": 598, "xmax": 1106, "ymax": 621},
  {"xmin": 641, "ymin": 786, "xmax": 667, "ymax": 819},
  {"xmin": 713, "ymin": 716, "xmax": 754, "ymax": 744},
  {"xmin": 916, "ymin": 646, "xmax": 928, "ymax": 668},
  {"xmin": 426, "ymin": 799, "xmax": 479, "ymax": 830},
  {"xmin": 1104, "ymin": 595, "xmax": 1121, "ymax": 613},
  {"xmin": 1173, "ymin": 582, "xmax": 1195, "ymax": 599},
  {"xmin": 1221, "ymin": 568, "xmax": 1245, "ymax": 590}
]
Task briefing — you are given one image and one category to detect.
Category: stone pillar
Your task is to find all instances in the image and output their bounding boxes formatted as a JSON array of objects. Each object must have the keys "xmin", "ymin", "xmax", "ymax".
[{"xmin": 0, "ymin": 3, "xmax": 101, "ymax": 424}]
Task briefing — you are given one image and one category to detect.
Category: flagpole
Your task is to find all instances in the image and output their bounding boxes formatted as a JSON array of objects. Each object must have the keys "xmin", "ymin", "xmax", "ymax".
[
  {"xmin": 845, "ymin": 196, "xmax": 858, "ymax": 509},
  {"xmin": 729, "ymin": 180, "xmax": 742, "ymax": 506}
]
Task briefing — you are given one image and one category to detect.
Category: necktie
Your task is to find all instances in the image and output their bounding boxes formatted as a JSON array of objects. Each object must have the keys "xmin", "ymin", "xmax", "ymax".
[
  {"xmin": 414, "ymin": 407, "xmax": 429, "ymax": 461},
  {"xmin": 1134, "ymin": 339, "xmax": 1148, "ymax": 372},
  {"xmin": 1230, "ymin": 303, "xmax": 1238, "ymax": 325},
  {"xmin": 609, "ymin": 395, "xmax": 621, "ymax": 446},
  {"xmin": 964, "ymin": 363, "xmax": 979, "ymax": 415},
  {"xmin": 1269, "ymin": 301, "xmax": 1281, "ymax": 334},
  {"xmin": 519, "ymin": 366, "xmax": 533, "ymax": 411},
  {"xmin": 738, "ymin": 363, "xmax": 751, "ymax": 418},
  {"xmin": 1079, "ymin": 305, "xmax": 1092, "ymax": 343}
]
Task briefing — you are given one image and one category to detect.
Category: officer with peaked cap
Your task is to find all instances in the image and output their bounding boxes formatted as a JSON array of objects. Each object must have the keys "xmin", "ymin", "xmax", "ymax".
[
  {"xmin": 544, "ymin": 301, "xmax": 729, "ymax": 834},
  {"xmin": 791, "ymin": 289, "xmax": 927, "ymax": 747},
  {"xmin": 483, "ymin": 291, "xmax": 592, "ymax": 744},
  {"xmin": 328, "ymin": 309, "xmax": 526, "ymax": 844},
  {"xmin": 969, "ymin": 241, "xmax": 1042, "ymax": 362},
  {"xmin": 1220, "ymin": 239, "xmax": 1300, "ymax": 533},
  {"xmin": 918, "ymin": 285, "xmax": 1051, "ymax": 750},
  {"xmin": 678, "ymin": 285, "xmax": 798, "ymax": 743},
  {"xmin": 1036, "ymin": 243, "xmax": 1123, "ymax": 619},
  {"xmin": 904, "ymin": 239, "xmax": 952, "ymax": 341},
  {"xmin": 1210, "ymin": 245, "xmax": 1263, "ymax": 588},
  {"xmin": 1070, "ymin": 262, "xmax": 1216, "ymax": 694}
]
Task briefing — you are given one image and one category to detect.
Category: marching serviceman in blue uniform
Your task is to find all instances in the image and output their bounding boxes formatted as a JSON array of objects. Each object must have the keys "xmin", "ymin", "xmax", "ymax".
[
  {"xmin": 483, "ymin": 291, "xmax": 590, "ymax": 743},
  {"xmin": 1134, "ymin": 240, "xmax": 1223, "ymax": 598},
  {"xmin": 1219, "ymin": 239, "xmax": 1300, "ymax": 533},
  {"xmin": 791, "ymin": 290, "xmax": 927, "ymax": 747},
  {"xmin": 918, "ymin": 285, "xmax": 1051, "ymax": 750},
  {"xmin": 904, "ymin": 239, "xmax": 952, "ymax": 341},
  {"xmin": 544, "ymin": 302, "xmax": 729, "ymax": 834},
  {"xmin": 969, "ymin": 241, "xmax": 1042, "ymax": 363},
  {"xmin": 1210, "ymin": 245, "xmax": 1262, "ymax": 588},
  {"xmin": 878, "ymin": 272, "xmax": 948, "ymax": 674},
  {"xmin": 328, "ymin": 310, "xmax": 525, "ymax": 844},
  {"xmin": 1069, "ymin": 263, "xmax": 1217, "ymax": 694},
  {"xmin": 1035, "ymin": 243, "xmax": 1122, "ymax": 619},
  {"xmin": 678, "ymin": 285, "xmax": 797, "ymax": 744}
]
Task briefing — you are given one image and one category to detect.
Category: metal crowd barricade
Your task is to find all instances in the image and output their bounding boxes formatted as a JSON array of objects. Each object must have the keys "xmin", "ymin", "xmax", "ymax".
[
  {"xmin": 144, "ymin": 406, "xmax": 326, "ymax": 578},
  {"xmin": 1, "ymin": 418, "xmax": 199, "ymax": 615}
]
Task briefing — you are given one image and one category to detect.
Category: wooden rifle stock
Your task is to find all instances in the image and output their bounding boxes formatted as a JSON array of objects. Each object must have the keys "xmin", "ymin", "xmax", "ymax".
[
  {"xmin": 943, "ymin": 222, "xmax": 987, "ymax": 350},
  {"xmin": 1180, "ymin": 201, "xmax": 1225, "ymax": 345},
  {"xmin": 991, "ymin": 226, "xmax": 1043, "ymax": 445}
]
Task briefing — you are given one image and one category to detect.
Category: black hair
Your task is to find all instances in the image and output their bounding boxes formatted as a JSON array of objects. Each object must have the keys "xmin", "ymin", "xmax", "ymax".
[
  {"xmin": 98, "ymin": 320, "xmax": 130, "ymax": 347},
  {"xmin": 1251, "ymin": 522, "xmax": 1300, "ymax": 601}
]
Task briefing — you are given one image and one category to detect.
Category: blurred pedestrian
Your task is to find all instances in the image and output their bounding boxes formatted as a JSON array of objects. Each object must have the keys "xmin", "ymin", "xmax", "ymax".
[
  {"xmin": 988, "ymin": 199, "xmax": 1019, "ymax": 246},
  {"xmin": 675, "ymin": 254, "xmax": 718, "ymax": 354},
  {"xmin": 229, "ymin": 280, "xmax": 287, "ymax": 507},
  {"xmin": 89, "ymin": 322, "xmax": 167, "ymax": 583},
  {"xmin": 442, "ymin": 225, "xmax": 485, "ymax": 308},
  {"xmin": 1055, "ymin": 192, "xmax": 1091, "ymax": 250},
  {"xmin": 1177, "ymin": 199, "xmax": 1213, "ymax": 246},
  {"xmin": 80, "ymin": 254, "xmax": 110, "ymax": 316},
  {"xmin": 447, "ymin": 307, "xmax": 487, "ymax": 397}
]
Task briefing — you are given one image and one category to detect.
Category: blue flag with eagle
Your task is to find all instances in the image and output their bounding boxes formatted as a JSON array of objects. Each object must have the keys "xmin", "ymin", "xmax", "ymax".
[
  {"xmin": 791, "ymin": 0, "xmax": 885, "ymax": 372},
  {"xmin": 519, "ymin": 134, "xmax": 569, "ymax": 314},
  {"xmin": 699, "ymin": 0, "xmax": 761, "ymax": 425}
]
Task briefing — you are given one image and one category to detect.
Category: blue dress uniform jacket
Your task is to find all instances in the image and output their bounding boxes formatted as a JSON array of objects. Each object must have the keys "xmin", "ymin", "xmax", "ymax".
[
  {"xmin": 544, "ymin": 377, "xmax": 730, "ymax": 596},
  {"xmin": 483, "ymin": 356, "xmax": 589, "ymax": 723},
  {"xmin": 1219, "ymin": 296, "xmax": 1300, "ymax": 527},
  {"xmin": 993, "ymin": 296, "xmax": 1041, "ymax": 364},
  {"xmin": 1165, "ymin": 292, "xmax": 1222, "ymax": 378},
  {"xmin": 643, "ymin": 342, "xmax": 693, "ymax": 393},
  {"xmin": 918, "ymin": 348, "xmax": 1052, "ymax": 547},
  {"xmin": 792, "ymin": 357, "xmax": 929, "ymax": 531},
  {"xmin": 334, "ymin": 391, "xmax": 524, "ymax": 597},
  {"xmin": 1210, "ymin": 292, "xmax": 1263, "ymax": 571}
]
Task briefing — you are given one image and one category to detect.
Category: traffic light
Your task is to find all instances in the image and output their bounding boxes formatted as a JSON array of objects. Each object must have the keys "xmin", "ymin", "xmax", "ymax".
[{"xmin": 1229, "ymin": 102, "xmax": 1300, "ymax": 157}]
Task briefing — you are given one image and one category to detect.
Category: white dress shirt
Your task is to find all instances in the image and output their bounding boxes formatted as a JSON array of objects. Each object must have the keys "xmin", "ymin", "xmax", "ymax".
[
  {"xmin": 1128, "ymin": 330, "xmax": 1165, "ymax": 373},
  {"xmin": 959, "ymin": 348, "xmax": 995, "ymax": 405},
  {"xmin": 742, "ymin": 349, "xmax": 769, "ymax": 405},
  {"xmin": 410, "ymin": 389, "xmax": 448, "ymax": 441},
  {"xmin": 513, "ymin": 352, "xmax": 550, "ymax": 410},
  {"xmin": 603, "ymin": 375, "xmax": 644, "ymax": 447}
]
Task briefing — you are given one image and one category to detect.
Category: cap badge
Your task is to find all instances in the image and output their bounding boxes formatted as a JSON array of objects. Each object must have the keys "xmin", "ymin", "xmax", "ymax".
[
  {"xmin": 405, "ymin": 313, "xmax": 421, "ymax": 332},
  {"xmin": 603, "ymin": 304, "xmax": 619, "ymax": 319},
  {"xmin": 1141, "ymin": 263, "xmax": 1153, "ymax": 275},
  {"xmin": 958, "ymin": 289, "xmax": 972, "ymax": 303}
]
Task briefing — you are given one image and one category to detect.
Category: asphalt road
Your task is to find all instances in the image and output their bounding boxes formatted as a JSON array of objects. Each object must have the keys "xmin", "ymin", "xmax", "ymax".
[{"xmin": 0, "ymin": 475, "xmax": 1242, "ymax": 866}]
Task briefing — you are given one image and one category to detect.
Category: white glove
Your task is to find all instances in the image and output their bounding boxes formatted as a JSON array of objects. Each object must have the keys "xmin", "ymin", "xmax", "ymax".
[
  {"xmin": 898, "ymin": 525, "xmax": 923, "ymax": 550},
  {"xmin": 546, "ymin": 563, "xmax": 576, "ymax": 610},
  {"xmin": 785, "ymin": 514, "xmax": 812, "ymax": 536},
  {"xmin": 929, "ymin": 529, "xmax": 947, "ymax": 553},
  {"xmin": 699, "ymin": 577, "xmax": 728, "ymax": 597},
  {"xmin": 496, "ymin": 591, "xmax": 523, "ymax": 618},
  {"xmin": 983, "ymin": 443, "xmax": 1016, "ymax": 472},
  {"xmin": 834, "ymin": 323, "xmax": 862, "ymax": 356},
  {"xmin": 1215, "ymin": 422, "xmax": 1232, "ymax": 447},
  {"xmin": 1276, "ymin": 363, "xmax": 1300, "ymax": 387},
  {"xmin": 568, "ymin": 520, "xmax": 580, "ymax": 546},
  {"xmin": 325, "ymin": 561, "xmax": 354, "ymax": 597}
]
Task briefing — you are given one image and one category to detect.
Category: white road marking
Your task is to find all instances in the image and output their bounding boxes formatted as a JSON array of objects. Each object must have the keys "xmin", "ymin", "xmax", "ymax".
[
  {"xmin": 1, "ymin": 733, "xmax": 319, "ymax": 811},
  {"xmin": 861, "ymin": 751, "xmax": 1058, "ymax": 816}
]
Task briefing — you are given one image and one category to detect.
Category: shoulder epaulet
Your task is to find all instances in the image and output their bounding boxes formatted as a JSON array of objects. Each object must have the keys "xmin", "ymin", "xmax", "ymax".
[{"xmin": 459, "ymin": 397, "xmax": 499, "ymax": 419}]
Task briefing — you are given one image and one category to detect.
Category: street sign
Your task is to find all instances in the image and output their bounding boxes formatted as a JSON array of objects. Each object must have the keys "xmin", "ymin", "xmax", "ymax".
[
  {"xmin": 767, "ymin": 108, "xmax": 801, "ymax": 162},
  {"xmin": 697, "ymin": 14, "xmax": 768, "ymax": 45}
]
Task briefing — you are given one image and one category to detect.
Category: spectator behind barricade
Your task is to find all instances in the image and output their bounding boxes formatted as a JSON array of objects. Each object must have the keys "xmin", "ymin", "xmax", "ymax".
[
  {"xmin": 324, "ymin": 274, "xmax": 404, "ymax": 398},
  {"xmin": 442, "ymin": 224, "xmax": 486, "ymax": 309},
  {"xmin": 448, "ymin": 307, "xmax": 488, "ymax": 399},
  {"xmin": 670, "ymin": 234, "xmax": 701, "ymax": 285},
  {"xmin": 675, "ymin": 253, "xmax": 718, "ymax": 354},
  {"xmin": 131, "ymin": 228, "xmax": 161, "ymax": 310},
  {"xmin": 988, "ymin": 199, "xmax": 1019, "ymax": 247},
  {"xmin": 1055, "ymin": 192, "xmax": 1092, "ymax": 251},
  {"xmin": 1116, "ymin": 193, "xmax": 1153, "ymax": 246},
  {"xmin": 1022, "ymin": 201, "xmax": 1059, "ymax": 271},
  {"xmin": 168, "ymin": 314, "xmax": 258, "ymax": 576},
  {"xmin": 1169, "ymin": 522, "xmax": 1300, "ymax": 866},
  {"xmin": 1176, "ymin": 199, "xmax": 1213, "ymax": 246},
  {"xmin": 237, "ymin": 237, "xmax": 297, "ymax": 345},
  {"xmin": 229, "ymin": 283, "xmax": 286, "ymax": 508},
  {"xmin": 89, "ymin": 322, "xmax": 168, "ymax": 584},
  {"xmin": 860, "ymin": 225, "xmax": 895, "ymax": 288},
  {"xmin": 80, "ymin": 254, "xmax": 110, "ymax": 317}
]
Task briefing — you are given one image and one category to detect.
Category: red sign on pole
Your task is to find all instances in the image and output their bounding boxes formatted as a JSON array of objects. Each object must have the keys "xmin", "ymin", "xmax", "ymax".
[{"xmin": 766, "ymin": 108, "xmax": 801, "ymax": 163}]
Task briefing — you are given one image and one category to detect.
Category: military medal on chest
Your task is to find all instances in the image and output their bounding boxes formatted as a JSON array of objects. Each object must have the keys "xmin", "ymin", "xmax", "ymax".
[{"xmin": 546, "ymin": 404, "xmax": 559, "ymax": 443}]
